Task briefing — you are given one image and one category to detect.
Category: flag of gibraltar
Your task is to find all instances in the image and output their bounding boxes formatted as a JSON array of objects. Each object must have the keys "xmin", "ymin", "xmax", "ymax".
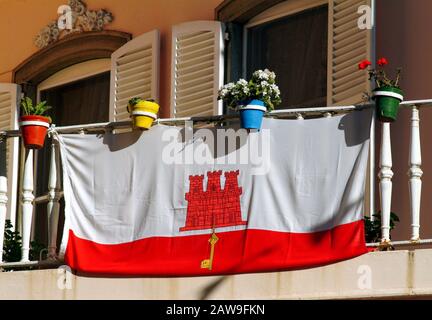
[{"xmin": 58, "ymin": 112, "xmax": 371, "ymax": 276}]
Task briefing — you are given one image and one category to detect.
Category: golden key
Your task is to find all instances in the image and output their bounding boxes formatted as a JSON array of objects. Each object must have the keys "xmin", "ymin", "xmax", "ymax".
[{"xmin": 201, "ymin": 232, "xmax": 219, "ymax": 270}]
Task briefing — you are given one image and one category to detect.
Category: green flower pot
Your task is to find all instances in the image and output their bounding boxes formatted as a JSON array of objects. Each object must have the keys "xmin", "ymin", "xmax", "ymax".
[{"xmin": 372, "ymin": 86, "xmax": 404, "ymax": 122}]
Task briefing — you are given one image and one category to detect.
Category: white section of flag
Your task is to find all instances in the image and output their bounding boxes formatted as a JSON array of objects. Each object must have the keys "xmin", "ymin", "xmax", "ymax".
[{"xmin": 57, "ymin": 111, "xmax": 371, "ymax": 248}]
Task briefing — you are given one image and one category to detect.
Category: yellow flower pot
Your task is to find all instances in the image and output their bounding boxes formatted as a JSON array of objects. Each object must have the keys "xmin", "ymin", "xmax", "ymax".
[{"xmin": 129, "ymin": 100, "xmax": 160, "ymax": 129}]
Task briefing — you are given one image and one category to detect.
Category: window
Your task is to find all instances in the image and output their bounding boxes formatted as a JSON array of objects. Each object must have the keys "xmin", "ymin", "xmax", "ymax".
[
  {"xmin": 218, "ymin": 0, "xmax": 373, "ymax": 108},
  {"xmin": 245, "ymin": 5, "xmax": 328, "ymax": 108}
]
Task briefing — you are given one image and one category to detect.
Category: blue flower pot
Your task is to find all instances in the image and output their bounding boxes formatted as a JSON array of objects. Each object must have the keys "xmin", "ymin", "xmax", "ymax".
[{"xmin": 239, "ymin": 99, "xmax": 267, "ymax": 130}]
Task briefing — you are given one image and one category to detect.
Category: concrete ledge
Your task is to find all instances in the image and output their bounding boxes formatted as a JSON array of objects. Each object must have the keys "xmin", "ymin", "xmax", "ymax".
[{"xmin": 1, "ymin": 249, "xmax": 432, "ymax": 299}]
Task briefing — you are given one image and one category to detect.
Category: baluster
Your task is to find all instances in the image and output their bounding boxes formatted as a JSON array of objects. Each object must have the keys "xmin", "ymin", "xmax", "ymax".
[
  {"xmin": 379, "ymin": 123, "xmax": 393, "ymax": 243},
  {"xmin": 47, "ymin": 141, "xmax": 61, "ymax": 258},
  {"xmin": 0, "ymin": 177, "xmax": 7, "ymax": 262},
  {"xmin": 408, "ymin": 106, "xmax": 423, "ymax": 241},
  {"xmin": 0, "ymin": 137, "xmax": 7, "ymax": 263},
  {"xmin": 21, "ymin": 149, "xmax": 34, "ymax": 262},
  {"xmin": 369, "ymin": 112, "xmax": 376, "ymax": 221}
]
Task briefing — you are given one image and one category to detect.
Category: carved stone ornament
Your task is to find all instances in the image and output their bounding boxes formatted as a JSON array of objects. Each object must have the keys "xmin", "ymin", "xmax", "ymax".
[{"xmin": 34, "ymin": 0, "xmax": 114, "ymax": 49}]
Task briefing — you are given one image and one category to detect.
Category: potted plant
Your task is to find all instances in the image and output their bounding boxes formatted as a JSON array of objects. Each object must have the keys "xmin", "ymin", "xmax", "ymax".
[
  {"xmin": 359, "ymin": 57, "xmax": 403, "ymax": 122},
  {"xmin": 218, "ymin": 69, "xmax": 282, "ymax": 130},
  {"xmin": 19, "ymin": 97, "xmax": 51, "ymax": 149},
  {"xmin": 127, "ymin": 97, "xmax": 160, "ymax": 129}
]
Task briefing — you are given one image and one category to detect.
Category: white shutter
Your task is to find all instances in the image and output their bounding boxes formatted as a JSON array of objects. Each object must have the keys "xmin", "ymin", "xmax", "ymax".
[
  {"xmin": 327, "ymin": 0, "xmax": 372, "ymax": 106},
  {"xmin": 0, "ymin": 83, "xmax": 20, "ymax": 224},
  {"xmin": 171, "ymin": 21, "xmax": 224, "ymax": 118},
  {"xmin": 110, "ymin": 30, "xmax": 160, "ymax": 122}
]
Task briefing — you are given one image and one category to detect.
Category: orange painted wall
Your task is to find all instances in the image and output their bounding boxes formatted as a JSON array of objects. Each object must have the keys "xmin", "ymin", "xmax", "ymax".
[
  {"xmin": 377, "ymin": 0, "xmax": 432, "ymax": 241},
  {"xmin": 0, "ymin": 0, "xmax": 222, "ymax": 117}
]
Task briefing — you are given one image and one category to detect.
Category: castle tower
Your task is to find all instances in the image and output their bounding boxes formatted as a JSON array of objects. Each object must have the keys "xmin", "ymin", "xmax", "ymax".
[
  {"xmin": 205, "ymin": 171, "xmax": 223, "ymax": 227},
  {"xmin": 180, "ymin": 170, "xmax": 247, "ymax": 231},
  {"xmin": 206, "ymin": 171, "xmax": 222, "ymax": 192},
  {"xmin": 180, "ymin": 175, "xmax": 204, "ymax": 231},
  {"xmin": 222, "ymin": 170, "xmax": 246, "ymax": 225}
]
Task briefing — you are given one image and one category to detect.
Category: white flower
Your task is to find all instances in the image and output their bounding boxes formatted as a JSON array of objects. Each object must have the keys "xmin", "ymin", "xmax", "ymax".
[
  {"xmin": 218, "ymin": 68, "xmax": 280, "ymax": 110},
  {"xmin": 225, "ymin": 82, "xmax": 235, "ymax": 89},
  {"xmin": 270, "ymin": 84, "xmax": 280, "ymax": 96},
  {"xmin": 237, "ymin": 79, "xmax": 248, "ymax": 86},
  {"xmin": 218, "ymin": 88, "xmax": 228, "ymax": 98},
  {"xmin": 263, "ymin": 69, "xmax": 275, "ymax": 80}
]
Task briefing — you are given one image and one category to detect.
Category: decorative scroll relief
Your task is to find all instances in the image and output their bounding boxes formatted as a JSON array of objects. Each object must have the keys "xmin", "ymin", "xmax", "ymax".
[{"xmin": 35, "ymin": 0, "xmax": 113, "ymax": 49}]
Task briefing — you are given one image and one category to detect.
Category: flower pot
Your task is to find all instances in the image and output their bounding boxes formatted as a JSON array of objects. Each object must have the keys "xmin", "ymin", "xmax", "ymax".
[
  {"xmin": 19, "ymin": 115, "xmax": 50, "ymax": 149},
  {"xmin": 128, "ymin": 100, "xmax": 160, "ymax": 129},
  {"xmin": 372, "ymin": 86, "xmax": 404, "ymax": 122},
  {"xmin": 239, "ymin": 99, "xmax": 267, "ymax": 130}
]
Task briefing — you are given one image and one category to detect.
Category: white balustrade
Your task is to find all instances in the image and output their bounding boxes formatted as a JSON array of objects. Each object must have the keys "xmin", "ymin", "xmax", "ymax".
[
  {"xmin": 47, "ymin": 141, "xmax": 61, "ymax": 258},
  {"xmin": 408, "ymin": 106, "xmax": 423, "ymax": 241},
  {"xmin": 21, "ymin": 149, "xmax": 35, "ymax": 262},
  {"xmin": 379, "ymin": 122, "xmax": 393, "ymax": 243},
  {"xmin": 0, "ymin": 176, "xmax": 7, "ymax": 262},
  {"xmin": 369, "ymin": 113, "xmax": 376, "ymax": 221}
]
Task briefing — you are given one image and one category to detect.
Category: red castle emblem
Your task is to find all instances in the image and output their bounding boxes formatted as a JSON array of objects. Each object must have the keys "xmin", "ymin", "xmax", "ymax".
[{"xmin": 180, "ymin": 170, "xmax": 247, "ymax": 232}]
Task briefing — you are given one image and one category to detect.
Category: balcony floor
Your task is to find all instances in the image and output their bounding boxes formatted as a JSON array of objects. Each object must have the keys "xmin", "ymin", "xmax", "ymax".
[{"xmin": 1, "ymin": 248, "xmax": 432, "ymax": 299}]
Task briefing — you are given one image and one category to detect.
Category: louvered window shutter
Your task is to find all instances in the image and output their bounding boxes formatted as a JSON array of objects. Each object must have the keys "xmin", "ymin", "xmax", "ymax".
[
  {"xmin": 327, "ymin": 0, "xmax": 372, "ymax": 106},
  {"xmin": 110, "ymin": 30, "xmax": 160, "ymax": 122},
  {"xmin": 171, "ymin": 21, "xmax": 224, "ymax": 117},
  {"xmin": 0, "ymin": 83, "xmax": 20, "ymax": 222}
]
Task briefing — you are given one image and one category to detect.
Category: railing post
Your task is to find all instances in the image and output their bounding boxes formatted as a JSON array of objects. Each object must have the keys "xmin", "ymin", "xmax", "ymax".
[
  {"xmin": 21, "ymin": 149, "xmax": 34, "ymax": 262},
  {"xmin": 0, "ymin": 137, "xmax": 7, "ymax": 263},
  {"xmin": 379, "ymin": 122, "xmax": 393, "ymax": 243},
  {"xmin": 408, "ymin": 106, "xmax": 423, "ymax": 241},
  {"xmin": 369, "ymin": 111, "xmax": 376, "ymax": 221},
  {"xmin": 47, "ymin": 141, "xmax": 61, "ymax": 258},
  {"xmin": 0, "ymin": 176, "xmax": 7, "ymax": 262}
]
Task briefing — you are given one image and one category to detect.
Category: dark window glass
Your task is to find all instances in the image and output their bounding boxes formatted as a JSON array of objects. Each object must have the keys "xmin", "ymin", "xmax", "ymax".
[
  {"xmin": 40, "ymin": 71, "xmax": 110, "ymax": 126},
  {"xmin": 247, "ymin": 5, "xmax": 328, "ymax": 108}
]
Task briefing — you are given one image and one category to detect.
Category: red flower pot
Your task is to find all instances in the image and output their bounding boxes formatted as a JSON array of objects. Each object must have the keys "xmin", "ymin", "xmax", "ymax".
[{"xmin": 19, "ymin": 115, "xmax": 50, "ymax": 149}]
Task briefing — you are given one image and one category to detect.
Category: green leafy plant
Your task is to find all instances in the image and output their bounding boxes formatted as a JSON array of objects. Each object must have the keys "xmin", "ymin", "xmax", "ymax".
[
  {"xmin": 20, "ymin": 97, "xmax": 52, "ymax": 118},
  {"xmin": 2, "ymin": 220, "xmax": 47, "ymax": 263},
  {"xmin": 217, "ymin": 69, "xmax": 282, "ymax": 111},
  {"xmin": 364, "ymin": 212, "xmax": 400, "ymax": 243},
  {"xmin": 3, "ymin": 220, "xmax": 22, "ymax": 262},
  {"xmin": 127, "ymin": 97, "xmax": 156, "ymax": 113}
]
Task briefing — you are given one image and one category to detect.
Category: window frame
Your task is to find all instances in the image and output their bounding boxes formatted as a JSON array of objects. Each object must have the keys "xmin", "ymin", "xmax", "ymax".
[{"xmin": 36, "ymin": 59, "xmax": 111, "ymax": 103}]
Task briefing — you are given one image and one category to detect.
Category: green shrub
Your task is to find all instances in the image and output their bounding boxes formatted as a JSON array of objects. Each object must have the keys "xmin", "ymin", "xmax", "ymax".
[
  {"xmin": 364, "ymin": 212, "xmax": 400, "ymax": 243},
  {"xmin": 2, "ymin": 220, "xmax": 46, "ymax": 263}
]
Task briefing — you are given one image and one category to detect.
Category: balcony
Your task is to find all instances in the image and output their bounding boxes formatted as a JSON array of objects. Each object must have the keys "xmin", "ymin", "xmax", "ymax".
[{"xmin": 1, "ymin": 99, "xmax": 432, "ymax": 299}]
